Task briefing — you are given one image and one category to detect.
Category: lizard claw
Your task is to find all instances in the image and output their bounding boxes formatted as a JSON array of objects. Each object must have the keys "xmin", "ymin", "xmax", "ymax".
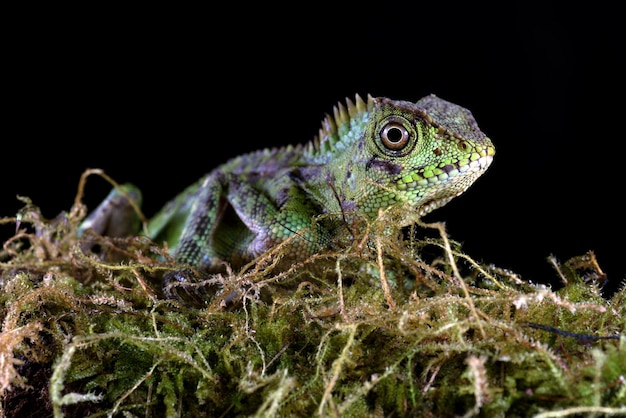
[
  {"xmin": 162, "ymin": 268, "xmax": 213, "ymax": 307},
  {"xmin": 162, "ymin": 268, "xmax": 243, "ymax": 309}
]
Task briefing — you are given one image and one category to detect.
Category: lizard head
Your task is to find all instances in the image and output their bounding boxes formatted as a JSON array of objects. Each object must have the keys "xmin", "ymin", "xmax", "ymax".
[
  {"xmin": 306, "ymin": 94, "xmax": 495, "ymax": 224},
  {"xmin": 363, "ymin": 94, "xmax": 495, "ymax": 219}
]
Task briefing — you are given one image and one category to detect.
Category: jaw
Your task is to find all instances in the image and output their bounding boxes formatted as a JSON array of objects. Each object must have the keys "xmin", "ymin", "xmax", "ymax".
[
  {"xmin": 412, "ymin": 153, "xmax": 494, "ymax": 219},
  {"xmin": 416, "ymin": 196, "xmax": 455, "ymax": 217}
]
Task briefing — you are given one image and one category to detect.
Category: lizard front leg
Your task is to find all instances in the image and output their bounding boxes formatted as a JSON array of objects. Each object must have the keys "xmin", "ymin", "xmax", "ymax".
[
  {"xmin": 172, "ymin": 171, "xmax": 325, "ymax": 271},
  {"xmin": 161, "ymin": 171, "xmax": 248, "ymax": 304},
  {"xmin": 163, "ymin": 171, "xmax": 326, "ymax": 304}
]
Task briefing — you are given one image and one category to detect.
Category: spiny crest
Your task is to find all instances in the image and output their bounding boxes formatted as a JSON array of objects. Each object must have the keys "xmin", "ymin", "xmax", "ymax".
[{"xmin": 306, "ymin": 93, "xmax": 375, "ymax": 154}]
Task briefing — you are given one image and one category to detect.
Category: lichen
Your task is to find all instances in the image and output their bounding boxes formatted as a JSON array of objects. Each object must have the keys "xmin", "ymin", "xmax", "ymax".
[{"xmin": 1, "ymin": 172, "xmax": 624, "ymax": 417}]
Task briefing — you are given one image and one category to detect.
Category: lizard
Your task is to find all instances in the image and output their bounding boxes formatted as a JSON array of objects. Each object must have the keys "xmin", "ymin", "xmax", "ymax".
[{"xmin": 78, "ymin": 94, "xmax": 495, "ymax": 301}]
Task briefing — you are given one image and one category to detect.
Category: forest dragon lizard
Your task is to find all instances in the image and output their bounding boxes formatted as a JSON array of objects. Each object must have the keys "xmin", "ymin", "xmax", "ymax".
[{"xmin": 79, "ymin": 94, "xmax": 495, "ymax": 297}]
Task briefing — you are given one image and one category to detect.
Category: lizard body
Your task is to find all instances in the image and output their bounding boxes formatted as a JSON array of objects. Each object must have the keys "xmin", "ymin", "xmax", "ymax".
[{"xmin": 80, "ymin": 94, "xmax": 495, "ymax": 278}]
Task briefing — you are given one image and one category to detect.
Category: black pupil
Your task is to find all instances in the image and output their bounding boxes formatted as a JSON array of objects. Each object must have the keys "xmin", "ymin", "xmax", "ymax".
[{"xmin": 387, "ymin": 126, "xmax": 403, "ymax": 143}]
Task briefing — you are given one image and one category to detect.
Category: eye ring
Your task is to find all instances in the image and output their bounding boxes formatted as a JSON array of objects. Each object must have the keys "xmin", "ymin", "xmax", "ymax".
[
  {"xmin": 381, "ymin": 122, "xmax": 410, "ymax": 151},
  {"xmin": 374, "ymin": 115, "xmax": 419, "ymax": 157}
]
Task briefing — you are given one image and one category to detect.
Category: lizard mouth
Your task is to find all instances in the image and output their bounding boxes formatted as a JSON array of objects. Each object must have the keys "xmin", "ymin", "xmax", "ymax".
[{"xmin": 415, "ymin": 154, "xmax": 493, "ymax": 218}]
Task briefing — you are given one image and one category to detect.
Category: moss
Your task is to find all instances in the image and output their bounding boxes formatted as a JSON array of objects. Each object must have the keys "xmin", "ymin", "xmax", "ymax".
[{"xmin": 1, "ymin": 173, "xmax": 625, "ymax": 417}]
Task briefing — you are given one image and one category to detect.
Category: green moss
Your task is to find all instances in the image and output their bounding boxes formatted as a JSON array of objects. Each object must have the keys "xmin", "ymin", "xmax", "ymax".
[{"xmin": 1, "ymin": 177, "xmax": 625, "ymax": 417}]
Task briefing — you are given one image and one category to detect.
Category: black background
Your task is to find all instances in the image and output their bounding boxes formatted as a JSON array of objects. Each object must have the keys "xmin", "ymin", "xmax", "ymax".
[{"xmin": 3, "ymin": 3, "xmax": 624, "ymax": 296}]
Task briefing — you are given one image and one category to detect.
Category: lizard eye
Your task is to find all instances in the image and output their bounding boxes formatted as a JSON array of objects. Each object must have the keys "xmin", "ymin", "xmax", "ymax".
[
  {"xmin": 375, "ymin": 115, "xmax": 418, "ymax": 157},
  {"xmin": 381, "ymin": 122, "xmax": 410, "ymax": 150}
]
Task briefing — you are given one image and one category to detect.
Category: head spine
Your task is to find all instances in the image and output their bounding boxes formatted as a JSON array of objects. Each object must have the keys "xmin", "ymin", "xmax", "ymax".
[{"xmin": 306, "ymin": 94, "xmax": 374, "ymax": 154}]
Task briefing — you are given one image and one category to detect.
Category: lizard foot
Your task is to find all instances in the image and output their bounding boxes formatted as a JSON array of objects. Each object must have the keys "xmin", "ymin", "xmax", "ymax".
[{"xmin": 162, "ymin": 268, "xmax": 242, "ymax": 309}]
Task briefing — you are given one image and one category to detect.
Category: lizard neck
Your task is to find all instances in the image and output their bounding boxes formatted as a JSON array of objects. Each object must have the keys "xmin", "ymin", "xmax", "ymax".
[{"xmin": 299, "ymin": 107, "xmax": 375, "ymax": 217}]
